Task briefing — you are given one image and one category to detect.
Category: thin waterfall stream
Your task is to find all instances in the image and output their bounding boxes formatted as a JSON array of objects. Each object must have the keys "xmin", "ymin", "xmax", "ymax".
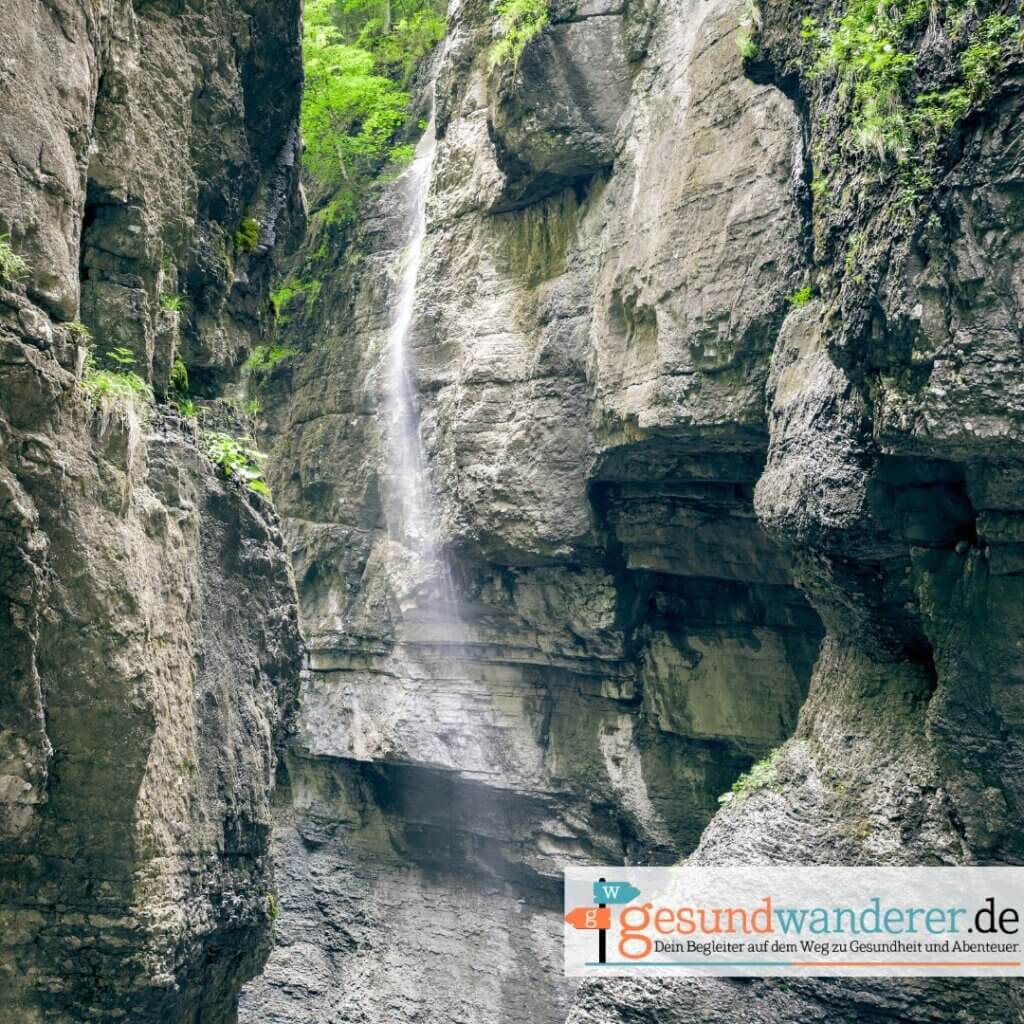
[{"xmin": 382, "ymin": 103, "xmax": 465, "ymax": 644}]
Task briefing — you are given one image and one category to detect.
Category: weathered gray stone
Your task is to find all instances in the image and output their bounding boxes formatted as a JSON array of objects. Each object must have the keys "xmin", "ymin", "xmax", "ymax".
[{"xmin": 0, "ymin": 0, "xmax": 304, "ymax": 1020}]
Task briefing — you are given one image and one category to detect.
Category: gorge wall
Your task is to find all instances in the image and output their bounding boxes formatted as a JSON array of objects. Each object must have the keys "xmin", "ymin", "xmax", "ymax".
[
  {"xmin": 0, "ymin": 1, "xmax": 303, "ymax": 1020},
  {"xmin": 242, "ymin": 0, "xmax": 1024, "ymax": 1021},
  {"xmin": 244, "ymin": 0, "xmax": 820, "ymax": 1018}
]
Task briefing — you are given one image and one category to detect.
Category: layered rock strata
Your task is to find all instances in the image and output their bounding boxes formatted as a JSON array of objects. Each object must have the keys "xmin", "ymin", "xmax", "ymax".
[{"xmin": 0, "ymin": 1, "xmax": 303, "ymax": 1020}]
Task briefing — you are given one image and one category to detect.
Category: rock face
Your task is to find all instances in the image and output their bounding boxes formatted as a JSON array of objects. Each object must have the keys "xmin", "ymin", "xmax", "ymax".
[
  {"xmin": 0, "ymin": 1, "xmax": 303, "ymax": 1021},
  {"xmin": 241, "ymin": 0, "xmax": 834, "ymax": 1020}
]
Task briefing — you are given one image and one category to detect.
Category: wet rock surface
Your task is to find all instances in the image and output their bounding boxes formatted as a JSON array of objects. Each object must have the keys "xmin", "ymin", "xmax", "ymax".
[
  {"xmin": 245, "ymin": 0, "xmax": 824, "ymax": 1019},
  {"xmin": 0, "ymin": 1, "xmax": 303, "ymax": 1020}
]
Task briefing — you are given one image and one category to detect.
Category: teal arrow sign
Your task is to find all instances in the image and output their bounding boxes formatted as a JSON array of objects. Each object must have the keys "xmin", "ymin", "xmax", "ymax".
[{"xmin": 593, "ymin": 880, "xmax": 641, "ymax": 905}]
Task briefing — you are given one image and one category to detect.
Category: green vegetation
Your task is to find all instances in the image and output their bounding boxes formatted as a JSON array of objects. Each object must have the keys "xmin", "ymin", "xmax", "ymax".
[
  {"xmin": 489, "ymin": 0, "xmax": 549, "ymax": 69},
  {"xmin": 301, "ymin": 0, "xmax": 445, "ymax": 215},
  {"xmin": 160, "ymin": 293, "xmax": 185, "ymax": 312},
  {"xmin": 234, "ymin": 216, "xmax": 261, "ymax": 253},
  {"xmin": 736, "ymin": 0, "xmax": 761, "ymax": 61},
  {"xmin": 200, "ymin": 431, "xmax": 271, "ymax": 497},
  {"xmin": 267, "ymin": 893, "xmax": 280, "ymax": 921},
  {"xmin": 270, "ymin": 278, "xmax": 321, "ymax": 320},
  {"xmin": 718, "ymin": 748, "xmax": 783, "ymax": 807},
  {"xmin": 0, "ymin": 234, "xmax": 30, "ymax": 284},
  {"xmin": 169, "ymin": 357, "xmax": 189, "ymax": 397},
  {"xmin": 65, "ymin": 320, "xmax": 93, "ymax": 343},
  {"xmin": 960, "ymin": 13, "xmax": 1018, "ymax": 99},
  {"xmin": 168, "ymin": 357, "xmax": 196, "ymax": 417},
  {"xmin": 81, "ymin": 347, "xmax": 153, "ymax": 416},
  {"xmin": 736, "ymin": 28, "xmax": 759, "ymax": 59},
  {"xmin": 806, "ymin": 0, "xmax": 1022, "ymax": 161},
  {"xmin": 244, "ymin": 344, "xmax": 298, "ymax": 381},
  {"xmin": 788, "ymin": 285, "xmax": 814, "ymax": 307}
]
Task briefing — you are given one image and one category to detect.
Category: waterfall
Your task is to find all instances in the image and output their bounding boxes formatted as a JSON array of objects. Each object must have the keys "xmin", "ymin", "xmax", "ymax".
[{"xmin": 382, "ymin": 111, "xmax": 461, "ymax": 633}]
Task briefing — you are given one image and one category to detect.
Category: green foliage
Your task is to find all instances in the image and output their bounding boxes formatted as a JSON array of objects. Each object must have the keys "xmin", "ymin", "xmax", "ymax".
[
  {"xmin": 66, "ymin": 320, "xmax": 93, "ymax": 343},
  {"xmin": 199, "ymin": 431, "xmax": 271, "ymax": 496},
  {"xmin": 106, "ymin": 346, "xmax": 137, "ymax": 367},
  {"xmin": 489, "ymin": 0, "xmax": 549, "ymax": 69},
  {"xmin": 0, "ymin": 234, "xmax": 30, "ymax": 284},
  {"xmin": 234, "ymin": 217, "xmax": 261, "ymax": 253},
  {"xmin": 718, "ymin": 748, "xmax": 783, "ymax": 806},
  {"xmin": 960, "ymin": 13, "xmax": 1018, "ymax": 99},
  {"xmin": 810, "ymin": 0, "xmax": 924, "ymax": 158},
  {"xmin": 301, "ymin": 0, "xmax": 445, "ymax": 209},
  {"xmin": 160, "ymin": 293, "xmax": 185, "ymax": 312},
  {"xmin": 244, "ymin": 344, "xmax": 298, "ymax": 380},
  {"xmin": 788, "ymin": 285, "xmax": 813, "ymax": 307},
  {"xmin": 270, "ymin": 278, "xmax": 321, "ymax": 319},
  {"xmin": 174, "ymin": 397, "xmax": 198, "ymax": 419},
  {"xmin": 807, "ymin": 0, "xmax": 1021, "ymax": 161},
  {"xmin": 244, "ymin": 397, "xmax": 263, "ymax": 416},
  {"xmin": 737, "ymin": 28, "xmax": 759, "ymax": 59},
  {"xmin": 81, "ymin": 348, "xmax": 152, "ymax": 415},
  {"xmin": 169, "ymin": 357, "xmax": 190, "ymax": 397},
  {"xmin": 267, "ymin": 893, "xmax": 280, "ymax": 921}
]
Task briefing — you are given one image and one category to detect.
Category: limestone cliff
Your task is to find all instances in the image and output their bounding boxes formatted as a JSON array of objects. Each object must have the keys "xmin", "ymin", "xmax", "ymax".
[
  {"xmin": 0, "ymin": 1, "xmax": 303, "ymax": 1021},
  {"xmin": 242, "ymin": 0, "xmax": 1024, "ymax": 1020}
]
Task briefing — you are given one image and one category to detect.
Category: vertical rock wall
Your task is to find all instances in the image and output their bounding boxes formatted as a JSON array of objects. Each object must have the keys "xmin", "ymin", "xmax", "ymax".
[
  {"xmin": 0, "ymin": 1, "xmax": 303, "ymax": 1020},
  {"xmin": 244, "ymin": 0, "xmax": 828, "ymax": 1020}
]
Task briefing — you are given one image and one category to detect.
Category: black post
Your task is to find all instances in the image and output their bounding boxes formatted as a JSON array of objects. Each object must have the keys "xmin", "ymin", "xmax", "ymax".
[{"xmin": 598, "ymin": 876, "xmax": 607, "ymax": 964}]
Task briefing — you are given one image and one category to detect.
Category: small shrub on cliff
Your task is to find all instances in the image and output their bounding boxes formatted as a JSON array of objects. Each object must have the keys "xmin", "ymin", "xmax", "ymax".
[
  {"xmin": 736, "ymin": 0, "xmax": 762, "ymax": 61},
  {"xmin": 0, "ymin": 234, "xmax": 30, "ymax": 284},
  {"xmin": 81, "ymin": 348, "xmax": 153, "ymax": 416},
  {"xmin": 200, "ymin": 431, "xmax": 271, "ymax": 497},
  {"xmin": 718, "ymin": 748, "xmax": 783, "ymax": 807},
  {"xmin": 234, "ymin": 216, "xmax": 261, "ymax": 253},
  {"xmin": 244, "ymin": 343, "xmax": 298, "ymax": 381},
  {"xmin": 65, "ymin": 320, "xmax": 93, "ymax": 343},
  {"xmin": 489, "ymin": 0, "xmax": 549, "ymax": 69},
  {"xmin": 961, "ymin": 13, "xmax": 1018, "ymax": 100},
  {"xmin": 788, "ymin": 285, "xmax": 813, "ymax": 308},
  {"xmin": 160, "ymin": 293, "xmax": 185, "ymax": 313}
]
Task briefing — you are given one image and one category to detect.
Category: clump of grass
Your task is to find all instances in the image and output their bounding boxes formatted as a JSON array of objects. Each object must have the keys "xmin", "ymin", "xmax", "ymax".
[
  {"xmin": 489, "ymin": 0, "xmax": 549, "ymax": 69},
  {"xmin": 81, "ymin": 347, "xmax": 153, "ymax": 416},
  {"xmin": 736, "ymin": 0, "xmax": 762, "ymax": 60},
  {"xmin": 960, "ymin": 13, "xmax": 1018, "ymax": 100},
  {"xmin": 244, "ymin": 344, "xmax": 297, "ymax": 381},
  {"xmin": 66, "ymin": 320, "xmax": 93, "ymax": 343},
  {"xmin": 270, "ymin": 278, "xmax": 321, "ymax": 320},
  {"xmin": 718, "ymin": 748, "xmax": 784, "ymax": 807},
  {"xmin": 0, "ymin": 234, "xmax": 30, "ymax": 284},
  {"xmin": 199, "ymin": 431, "xmax": 270, "ymax": 497},
  {"xmin": 788, "ymin": 285, "xmax": 814, "ymax": 308},
  {"xmin": 234, "ymin": 217, "xmax": 261, "ymax": 253},
  {"xmin": 160, "ymin": 293, "xmax": 186, "ymax": 313},
  {"xmin": 174, "ymin": 397, "xmax": 198, "ymax": 419}
]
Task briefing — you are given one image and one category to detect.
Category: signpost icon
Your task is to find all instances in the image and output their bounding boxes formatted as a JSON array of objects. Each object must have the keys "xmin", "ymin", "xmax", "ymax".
[{"xmin": 565, "ymin": 876, "xmax": 642, "ymax": 964}]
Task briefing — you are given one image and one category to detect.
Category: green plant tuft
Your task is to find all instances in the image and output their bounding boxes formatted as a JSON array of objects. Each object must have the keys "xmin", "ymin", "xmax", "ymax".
[
  {"xmin": 234, "ymin": 217, "xmax": 261, "ymax": 253},
  {"xmin": 244, "ymin": 344, "xmax": 298, "ymax": 381},
  {"xmin": 489, "ymin": 0, "xmax": 549, "ymax": 69},
  {"xmin": 788, "ymin": 285, "xmax": 813, "ymax": 308},
  {"xmin": 174, "ymin": 397, "xmax": 198, "ymax": 419},
  {"xmin": 66, "ymin": 320, "xmax": 93, "ymax": 343},
  {"xmin": 169, "ymin": 357, "xmax": 190, "ymax": 398},
  {"xmin": 0, "ymin": 234, "xmax": 30, "ymax": 284},
  {"xmin": 199, "ymin": 431, "xmax": 271, "ymax": 497},
  {"xmin": 160, "ymin": 293, "xmax": 185, "ymax": 313},
  {"xmin": 718, "ymin": 748, "xmax": 784, "ymax": 807},
  {"xmin": 81, "ymin": 349, "xmax": 153, "ymax": 416}
]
